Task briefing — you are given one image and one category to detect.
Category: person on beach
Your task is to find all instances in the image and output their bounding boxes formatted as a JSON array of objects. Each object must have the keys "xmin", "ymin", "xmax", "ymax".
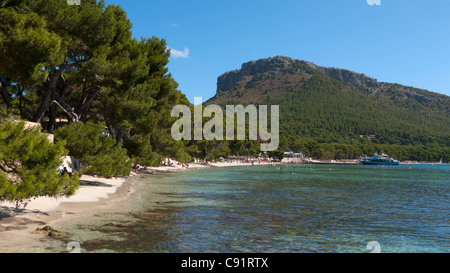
[{"xmin": 61, "ymin": 167, "xmax": 73, "ymax": 177}]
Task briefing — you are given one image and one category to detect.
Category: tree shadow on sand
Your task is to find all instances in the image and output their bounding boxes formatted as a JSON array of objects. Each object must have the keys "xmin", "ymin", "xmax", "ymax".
[
  {"xmin": 0, "ymin": 206, "xmax": 48, "ymax": 232},
  {"xmin": 78, "ymin": 180, "xmax": 114, "ymax": 188},
  {"xmin": 0, "ymin": 206, "xmax": 49, "ymax": 220}
]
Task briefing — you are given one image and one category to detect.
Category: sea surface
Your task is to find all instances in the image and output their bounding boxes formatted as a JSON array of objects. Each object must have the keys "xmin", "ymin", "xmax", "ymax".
[{"xmin": 52, "ymin": 164, "xmax": 449, "ymax": 253}]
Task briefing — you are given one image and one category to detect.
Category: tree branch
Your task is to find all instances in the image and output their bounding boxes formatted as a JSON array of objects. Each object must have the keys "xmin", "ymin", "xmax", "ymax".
[
  {"xmin": 51, "ymin": 100, "xmax": 80, "ymax": 123},
  {"xmin": 77, "ymin": 85, "xmax": 102, "ymax": 115}
]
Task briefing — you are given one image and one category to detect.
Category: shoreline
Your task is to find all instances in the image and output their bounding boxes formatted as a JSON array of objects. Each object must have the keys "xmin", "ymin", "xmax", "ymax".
[
  {"xmin": 146, "ymin": 161, "xmax": 273, "ymax": 172},
  {"xmin": 0, "ymin": 174, "xmax": 135, "ymax": 253},
  {"xmin": 0, "ymin": 161, "xmax": 271, "ymax": 253}
]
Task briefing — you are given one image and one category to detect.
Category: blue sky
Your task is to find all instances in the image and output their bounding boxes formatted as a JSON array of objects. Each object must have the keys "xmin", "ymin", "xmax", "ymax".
[{"xmin": 104, "ymin": 0, "xmax": 450, "ymax": 100}]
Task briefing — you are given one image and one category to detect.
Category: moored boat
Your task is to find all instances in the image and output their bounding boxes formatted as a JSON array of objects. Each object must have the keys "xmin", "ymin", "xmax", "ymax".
[{"xmin": 359, "ymin": 153, "xmax": 400, "ymax": 166}]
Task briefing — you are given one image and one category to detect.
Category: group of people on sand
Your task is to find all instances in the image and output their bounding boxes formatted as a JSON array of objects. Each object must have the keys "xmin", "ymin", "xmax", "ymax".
[
  {"xmin": 161, "ymin": 160, "xmax": 174, "ymax": 167},
  {"xmin": 59, "ymin": 167, "xmax": 73, "ymax": 177}
]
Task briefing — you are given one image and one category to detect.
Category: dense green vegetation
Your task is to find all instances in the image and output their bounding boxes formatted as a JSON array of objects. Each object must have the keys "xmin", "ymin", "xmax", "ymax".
[
  {"xmin": 54, "ymin": 122, "xmax": 131, "ymax": 177},
  {"xmin": 269, "ymin": 73, "xmax": 449, "ymax": 146},
  {"xmin": 0, "ymin": 0, "xmax": 189, "ymax": 161},
  {"xmin": 0, "ymin": 0, "xmax": 189, "ymax": 203},
  {"xmin": 0, "ymin": 120, "xmax": 79, "ymax": 207},
  {"xmin": 264, "ymin": 73, "xmax": 449, "ymax": 162}
]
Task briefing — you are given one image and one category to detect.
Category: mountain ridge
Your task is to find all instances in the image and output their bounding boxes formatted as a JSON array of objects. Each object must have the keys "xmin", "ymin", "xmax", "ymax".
[
  {"xmin": 210, "ymin": 56, "xmax": 447, "ymax": 105},
  {"xmin": 207, "ymin": 56, "xmax": 449, "ymax": 150},
  {"xmin": 215, "ymin": 56, "xmax": 381, "ymax": 98}
]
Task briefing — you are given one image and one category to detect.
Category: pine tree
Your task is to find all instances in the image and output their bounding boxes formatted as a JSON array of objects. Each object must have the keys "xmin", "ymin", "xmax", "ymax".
[
  {"xmin": 54, "ymin": 122, "xmax": 131, "ymax": 177},
  {"xmin": 1, "ymin": 0, "xmax": 193, "ymax": 166},
  {"xmin": 0, "ymin": 121, "xmax": 79, "ymax": 208}
]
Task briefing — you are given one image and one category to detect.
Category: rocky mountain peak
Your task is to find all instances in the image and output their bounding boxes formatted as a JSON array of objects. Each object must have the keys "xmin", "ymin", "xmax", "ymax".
[{"xmin": 215, "ymin": 56, "xmax": 381, "ymax": 98}]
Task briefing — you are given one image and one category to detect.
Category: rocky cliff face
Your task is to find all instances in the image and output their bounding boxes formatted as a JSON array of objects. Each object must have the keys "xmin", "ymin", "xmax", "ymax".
[
  {"xmin": 314, "ymin": 65, "xmax": 380, "ymax": 89},
  {"xmin": 215, "ymin": 56, "xmax": 380, "ymax": 98},
  {"xmin": 216, "ymin": 56, "xmax": 294, "ymax": 97}
]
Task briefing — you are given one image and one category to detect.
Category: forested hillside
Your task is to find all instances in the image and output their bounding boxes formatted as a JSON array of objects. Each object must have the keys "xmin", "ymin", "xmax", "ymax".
[{"xmin": 208, "ymin": 56, "xmax": 450, "ymax": 161}]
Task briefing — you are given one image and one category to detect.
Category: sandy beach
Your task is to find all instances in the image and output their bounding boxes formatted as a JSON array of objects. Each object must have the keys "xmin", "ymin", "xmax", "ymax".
[
  {"xmin": 147, "ymin": 161, "xmax": 271, "ymax": 172},
  {"xmin": 0, "ymin": 161, "xmax": 274, "ymax": 253},
  {"xmin": 0, "ymin": 174, "xmax": 133, "ymax": 253}
]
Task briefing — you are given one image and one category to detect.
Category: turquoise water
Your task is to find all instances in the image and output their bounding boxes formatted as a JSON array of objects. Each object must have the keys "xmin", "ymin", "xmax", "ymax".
[{"xmin": 54, "ymin": 164, "xmax": 449, "ymax": 253}]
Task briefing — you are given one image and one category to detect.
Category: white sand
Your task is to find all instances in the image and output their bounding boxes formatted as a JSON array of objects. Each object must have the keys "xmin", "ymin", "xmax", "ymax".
[
  {"xmin": 0, "ymin": 175, "xmax": 129, "ymax": 214},
  {"xmin": 147, "ymin": 161, "xmax": 273, "ymax": 172},
  {"xmin": 0, "ymin": 174, "xmax": 132, "ymax": 253}
]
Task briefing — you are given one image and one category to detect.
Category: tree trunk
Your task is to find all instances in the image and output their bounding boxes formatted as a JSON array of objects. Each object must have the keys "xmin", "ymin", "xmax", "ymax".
[
  {"xmin": 32, "ymin": 69, "xmax": 62, "ymax": 125},
  {"xmin": 32, "ymin": 88, "xmax": 52, "ymax": 123},
  {"xmin": 47, "ymin": 101, "xmax": 58, "ymax": 132},
  {"xmin": 0, "ymin": 81, "xmax": 11, "ymax": 109}
]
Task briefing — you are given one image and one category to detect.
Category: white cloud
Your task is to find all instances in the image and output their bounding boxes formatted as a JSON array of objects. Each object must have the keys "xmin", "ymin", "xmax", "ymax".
[
  {"xmin": 170, "ymin": 23, "xmax": 180, "ymax": 28},
  {"xmin": 169, "ymin": 47, "xmax": 190, "ymax": 59}
]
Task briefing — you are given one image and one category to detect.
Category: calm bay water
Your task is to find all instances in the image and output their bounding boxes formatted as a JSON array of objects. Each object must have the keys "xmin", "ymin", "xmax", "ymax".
[{"xmin": 54, "ymin": 164, "xmax": 449, "ymax": 253}]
